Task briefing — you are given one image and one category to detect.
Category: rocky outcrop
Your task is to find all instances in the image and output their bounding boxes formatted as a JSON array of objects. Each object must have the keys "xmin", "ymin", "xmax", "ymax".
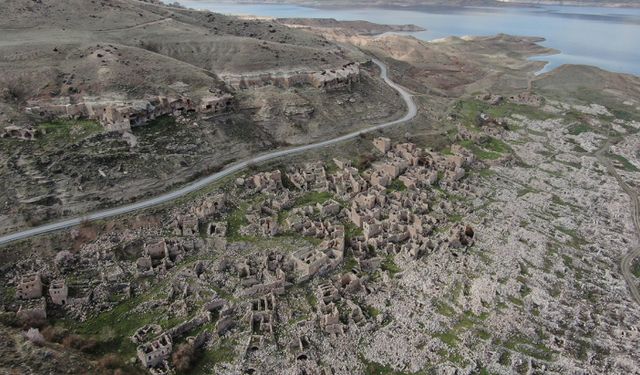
[
  {"xmin": 222, "ymin": 62, "xmax": 361, "ymax": 91},
  {"xmin": 200, "ymin": 90, "xmax": 235, "ymax": 114},
  {"xmin": 25, "ymin": 93, "xmax": 234, "ymax": 132},
  {"xmin": 1, "ymin": 125, "xmax": 38, "ymax": 140}
]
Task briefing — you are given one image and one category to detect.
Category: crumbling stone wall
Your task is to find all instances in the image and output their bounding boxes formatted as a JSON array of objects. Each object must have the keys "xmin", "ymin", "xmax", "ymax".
[
  {"xmin": 222, "ymin": 62, "xmax": 361, "ymax": 91},
  {"xmin": 24, "ymin": 93, "xmax": 234, "ymax": 132}
]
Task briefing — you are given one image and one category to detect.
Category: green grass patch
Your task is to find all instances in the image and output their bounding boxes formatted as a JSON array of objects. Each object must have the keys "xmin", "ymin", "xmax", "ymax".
[
  {"xmin": 460, "ymin": 137, "xmax": 509, "ymax": 161},
  {"xmin": 632, "ymin": 259, "xmax": 640, "ymax": 278},
  {"xmin": 508, "ymin": 296, "xmax": 524, "ymax": 307},
  {"xmin": 483, "ymin": 137, "xmax": 511, "ymax": 154},
  {"xmin": 555, "ymin": 226, "xmax": 587, "ymax": 249},
  {"xmin": 567, "ymin": 122, "xmax": 591, "ymax": 136},
  {"xmin": 476, "ymin": 329, "xmax": 491, "ymax": 340},
  {"xmin": 434, "ymin": 300, "xmax": 456, "ymax": 317},
  {"xmin": 517, "ymin": 187, "xmax": 538, "ymax": 197},
  {"xmin": 498, "ymin": 351, "xmax": 512, "ymax": 366},
  {"xmin": 366, "ymin": 306, "xmax": 381, "ymax": 319},
  {"xmin": 575, "ymin": 339, "xmax": 591, "ymax": 361},
  {"xmin": 71, "ymin": 282, "xmax": 168, "ymax": 358},
  {"xmin": 133, "ymin": 115, "xmax": 179, "ymax": 136},
  {"xmin": 305, "ymin": 291, "xmax": 318, "ymax": 308},
  {"xmin": 548, "ymin": 282, "xmax": 562, "ymax": 297},
  {"xmin": 476, "ymin": 168, "xmax": 496, "ymax": 178},
  {"xmin": 342, "ymin": 255, "xmax": 359, "ymax": 273},
  {"xmin": 37, "ymin": 119, "xmax": 102, "ymax": 143},
  {"xmin": 191, "ymin": 341, "xmax": 236, "ymax": 375},
  {"xmin": 609, "ymin": 154, "xmax": 639, "ymax": 172},
  {"xmin": 452, "ymin": 99, "xmax": 552, "ymax": 131},
  {"xmin": 361, "ymin": 357, "xmax": 418, "ymax": 375},
  {"xmin": 226, "ymin": 202, "xmax": 250, "ymax": 241},
  {"xmin": 386, "ymin": 178, "xmax": 407, "ymax": 193},
  {"xmin": 449, "ymin": 213, "xmax": 463, "ymax": 223},
  {"xmin": 294, "ymin": 191, "xmax": 333, "ymax": 207},
  {"xmin": 381, "ymin": 255, "xmax": 401, "ymax": 277},
  {"xmin": 434, "ymin": 330, "xmax": 459, "ymax": 348},
  {"xmin": 344, "ymin": 222, "xmax": 363, "ymax": 242},
  {"xmin": 504, "ymin": 335, "xmax": 556, "ymax": 361}
]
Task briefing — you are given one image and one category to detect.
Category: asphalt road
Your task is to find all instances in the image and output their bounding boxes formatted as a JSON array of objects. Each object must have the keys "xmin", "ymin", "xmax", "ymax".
[{"xmin": 0, "ymin": 58, "xmax": 417, "ymax": 247}]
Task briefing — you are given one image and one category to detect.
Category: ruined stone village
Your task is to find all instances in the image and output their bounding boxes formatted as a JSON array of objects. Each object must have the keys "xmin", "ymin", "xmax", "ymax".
[{"xmin": 2, "ymin": 135, "xmax": 478, "ymax": 374}]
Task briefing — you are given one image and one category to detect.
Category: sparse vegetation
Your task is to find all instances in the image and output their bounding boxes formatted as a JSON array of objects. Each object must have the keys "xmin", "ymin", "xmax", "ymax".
[
  {"xmin": 435, "ymin": 300, "xmax": 456, "ymax": 317},
  {"xmin": 386, "ymin": 178, "xmax": 407, "ymax": 193},
  {"xmin": 226, "ymin": 202, "xmax": 250, "ymax": 241},
  {"xmin": 37, "ymin": 119, "xmax": 102, "ymax": 143},
  {"xmin": 632, "ymin": 259, "xmax": 640, "ymax": 278},
  {"xmin": 173, "ymin": 342, "xmax": 200, "ymax": 373},
  {"xmin": 459, "ymin": 137, "xmax": 511, "ymax": 160},
  {"xmin": 381, "ymin": 255, "xmax": 401, "ymax": 276},
  {"xmin": 294, "ymin": 191, "xmax": 333, "ymax": 206},
  {"xmin": 503, "ymin": 335, "xmax": 556, "ymax": 361},
  {"xmin": 609, "ymin": 153, "xmax": 639, "ymax": 172}
]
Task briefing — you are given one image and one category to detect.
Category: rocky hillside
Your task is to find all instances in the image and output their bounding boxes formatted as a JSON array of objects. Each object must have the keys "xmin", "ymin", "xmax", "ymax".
[{"xmin": 0, "ymin": 0, "xmax": 406, "ymax": 234}]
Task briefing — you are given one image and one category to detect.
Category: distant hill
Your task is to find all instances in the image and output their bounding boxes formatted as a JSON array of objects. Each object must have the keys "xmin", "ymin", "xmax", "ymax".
[{"xmin": 205, "ymin": 0, "xmax": 640, "ymax": 8}]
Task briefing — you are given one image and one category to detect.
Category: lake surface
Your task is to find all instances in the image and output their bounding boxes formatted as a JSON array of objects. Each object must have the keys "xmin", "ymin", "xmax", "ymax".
[{"xmin": 178, "ymin": 1, "xmax": 640, "ymax": 77}]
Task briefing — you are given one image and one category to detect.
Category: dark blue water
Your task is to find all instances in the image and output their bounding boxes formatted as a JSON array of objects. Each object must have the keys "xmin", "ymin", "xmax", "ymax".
[{"xmin": 178, "ymin": 1, "xmax": 640, "ymax": 76}]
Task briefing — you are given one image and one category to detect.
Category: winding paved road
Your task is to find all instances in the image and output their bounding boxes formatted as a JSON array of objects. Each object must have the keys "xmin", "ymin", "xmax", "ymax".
[
  {"xmin": 0, "ymin": 59, "xmax": 417, "ymax": 247},
  {"xmin": 596, "ymin": 140, "xmax": 640, "ymax": 305}
]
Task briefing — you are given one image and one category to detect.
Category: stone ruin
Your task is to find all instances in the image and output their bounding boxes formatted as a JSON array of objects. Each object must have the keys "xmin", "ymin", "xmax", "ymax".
[
  {"xmin": 221, "ymin": 62, "xmax": 361, "ymax": 91},
  {"xmin": 25, "ymin": 95, "xmax": 195, "ymax": 132},
  {"xmin": 15, "ymin": 133, "xmax": 480, "ymax": 374},
  {"xmin": 291, "ymin": 243, "xmax": 344, "ymax": 282},
  {"xmin": 17, "ymin": 297, "xmax": 47, "ymax": 323},
  {"xmin": 244, "ymin": 293, "xmax": 277, "ymax": 337},
  {"xmin": 24, "ymin": 92, "xmax": 234, "ymax": 132},
  {"xmin": 318, "ymin": 302, "xmax": 343, "ymax": 337},
  {"xmin": 448, "ymin": 224, "xmax": 475, "ymax": 249},
  {"xmin": 372, "ymin": 136, "xmax": 391, "ymax": 154},
  {"xmin": 171, "ymin": 214, "xmax": 199, "ymax": 236},
  {"xmin": 200, "ymin": 90, "xmax": 235, "ymax": 114},
  {"xmin": 1, "ymin": 125, "xmax": 38, "ymax": 140},
  {"xmin": 132, "ymin": 324, "xmax": 163, "ymax": 345},
  {"xmin": 137, "ymin": 333, "xmax": 173, "ymax": 370},
  {"xmin": 15, "ymin": 272, "xmax": 43, "ymax": 300},
  {"xmin": 236, "ymin": 253, "xmax": 288, "ymax": 297},
  {"xmin": 136, "ymin": 238, "xmax": 190, "ymax": 276},
  {"xmin": 311, "ymin": 62, "xmax": 361, "ymax": 91},
  {"xmin": 49, "ymin": 279, "xmax": 68, "ymax": 306},
  {"xmin": 247, "ymin": 170, "xmax": 283, "ymax": 193},
  {"xmin": 288, "ymin": 161, "xmax": 329, "ymax": 192},
  {"xmin": 288, "ymin": 335, "xmax": 312, "ymax": 361}
]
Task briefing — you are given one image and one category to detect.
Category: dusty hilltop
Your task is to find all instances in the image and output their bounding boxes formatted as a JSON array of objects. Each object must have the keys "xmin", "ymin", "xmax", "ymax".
[{"xmin": 1, "ymin": 0, "xmax": 640, "ymax": 375}]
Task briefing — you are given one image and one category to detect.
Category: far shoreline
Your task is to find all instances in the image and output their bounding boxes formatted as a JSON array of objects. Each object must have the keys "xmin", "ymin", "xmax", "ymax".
[{"xmin": 183, "ymin": 0, "xmax": 640, "ymax": 10}]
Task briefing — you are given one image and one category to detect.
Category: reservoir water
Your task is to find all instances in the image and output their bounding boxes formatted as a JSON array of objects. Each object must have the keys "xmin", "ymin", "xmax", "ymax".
[{"xmin": 178, "ymin": 1, "xmax": 640, "ymax": 77}]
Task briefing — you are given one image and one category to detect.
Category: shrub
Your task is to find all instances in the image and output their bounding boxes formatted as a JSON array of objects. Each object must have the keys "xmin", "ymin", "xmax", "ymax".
[
  {"xmin": 62, "ymin": 334, "xmax": 98, "ymax": 353},
  {"xmin": 24, "ymin": 328, "xmax": 45, "ymax": 346},
  {"xmin": 20, "ymin": 314, "xmax": 47, "ymax": 329},
  {"xmin": 54, "ymin": 250, "xmax": 75, "ymax": 271},
  {"xmin": 41, "ymin": 325, "xmax": 68, "ymax": 343},
  {"xmin": 172, "ymin": 342, "xmax": 198, "ymax": 372},
  {"xmin": 97, "ymin": 354, "xmax": 122, "ymax": 370}
]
